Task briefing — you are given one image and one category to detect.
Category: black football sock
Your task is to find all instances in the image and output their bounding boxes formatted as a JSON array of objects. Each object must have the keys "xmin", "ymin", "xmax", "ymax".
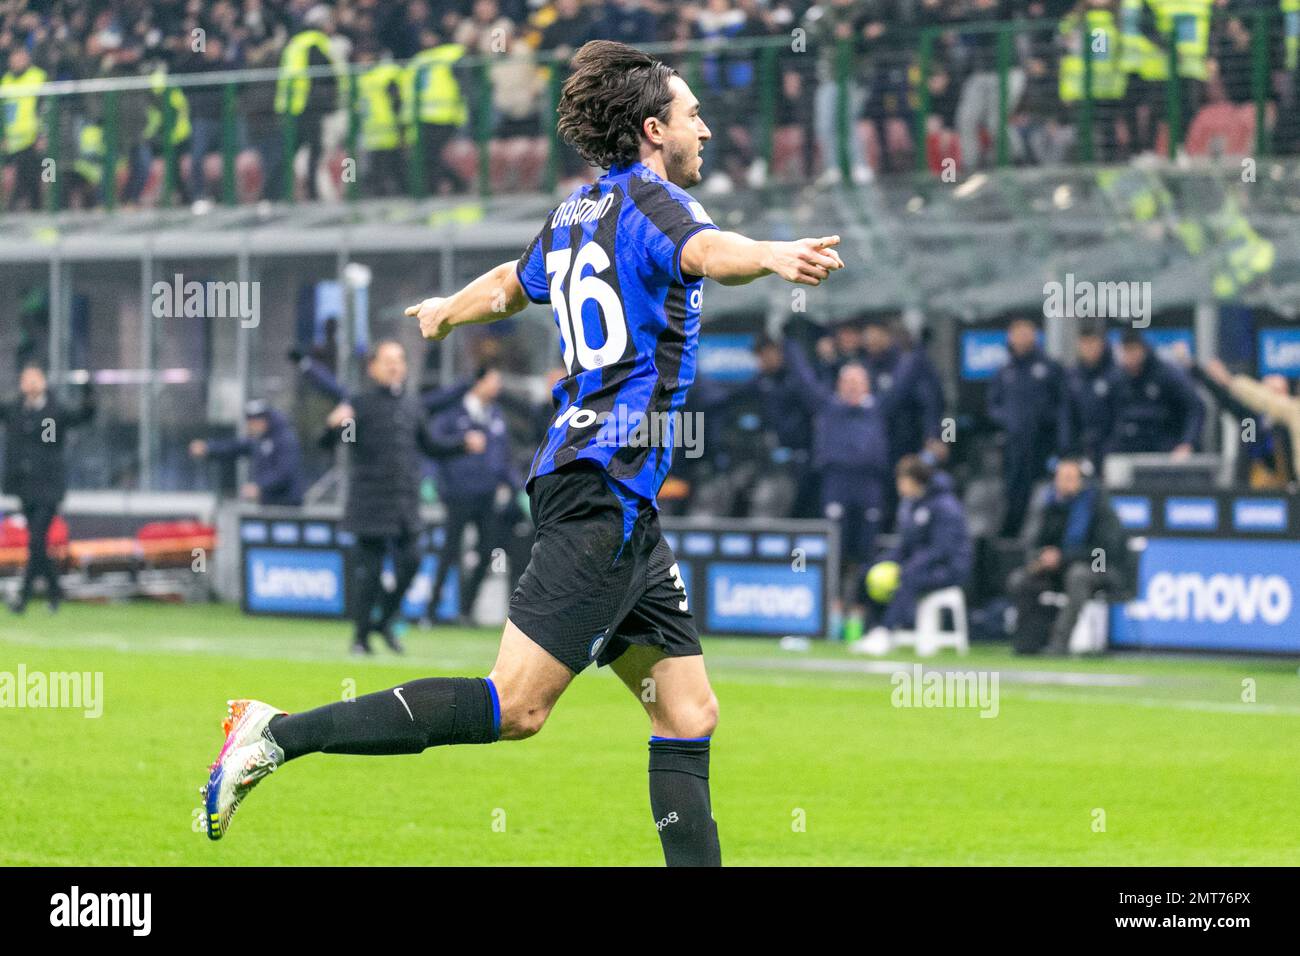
[
  {"xmin": 648, "ymin": 737, "xmax": 722, "ymax": 867},
  {"xmin": 265, "ymin": 677, "xmax": 500, "ymax": 760}
]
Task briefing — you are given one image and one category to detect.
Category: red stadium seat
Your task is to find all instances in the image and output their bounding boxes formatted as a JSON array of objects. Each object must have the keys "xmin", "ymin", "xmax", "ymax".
[
  {"xmin": 445, "ymin": 139, "xmax": 480, "ymax": 191},
  {"xmin": 236, "ymin": 149, "xmax": 263, "ymax": 203},
  {"xmin": 1184, "ymin": 102, "xmax": 1255, "ymax": 157},
  {"xmin": 859, "ymin": 118, "xmax": 917, "ymax": 173},
  {"xmin": 0, "ymin": 514, "xmax": 69, "ymax": 548},
  {"xmin": 771, "ymin": 124, "xmax": 808, "ymax": 180},
  {"xmin": 926, "ymin": 128, "xmax": 961, "ymax": 176}
]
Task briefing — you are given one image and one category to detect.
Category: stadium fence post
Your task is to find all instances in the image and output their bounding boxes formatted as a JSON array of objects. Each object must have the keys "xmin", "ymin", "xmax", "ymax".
[
  {"xmin": 543, "ymin": 58, "xmax": 563, "ymax": 194},
  {"xmin": 835, "ymin": 37, "xmax": 852, "ymax": 180},
  {"xmin": 1165, "ymin": 33, "xmax": 1180, "ymax": 159},
  {"xmin": 409, "ymin": 77, "xmax": 426, "ymax": 199},
  {"xmin": 162, "ymin": 87, "xmax": 177, "ymax": 205},
  {"xmin": 475, "ymin": 58, "xmax": 491, "ymax": 198},
  {"xmin": 1252, "ymin": 10, "xmax": 1270, "ymax": 158},
  {"xmin": 282, "ymin": 112, "xmax": 296, "ymax": 203},
  {"xmin": 346, "ymin": 70, "xmax": 359, "ymax": 202},
  {"xmin": 45, "ymin": 94, "xmax": 62, "ymax": 212},
  {"xmin": 996, "ymin": 26, "xmax": 1011, "ymax": 168},
  {"xmin": 916, "ymin": 28, "xmax": 933, "ymax": 174},
  {"xmin": 1081, "ymin": 20, "xmax": 1095, "ymax": 163},
  {"xmin": 758, "ymin": 43, "xmax": 777, "ymax": 177},
  {"xmin": 222, "ymin": 82, "xmax": 237, "ymax": 205},
  {"xmin": 103, "ymin": 88, "xmax": 119, "ymax": 210}
]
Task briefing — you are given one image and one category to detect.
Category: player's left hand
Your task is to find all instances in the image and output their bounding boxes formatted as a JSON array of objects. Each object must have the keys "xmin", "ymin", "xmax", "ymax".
[{"xmin": 406, "ymin": 297, "xmax": 451, "ymax": 340}]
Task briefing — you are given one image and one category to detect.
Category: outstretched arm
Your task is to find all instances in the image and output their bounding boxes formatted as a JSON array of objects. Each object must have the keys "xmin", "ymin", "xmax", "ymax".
[
  {"xmin": 680, "ymin": 232, "xmax": 844, "ymax": 287},
  {"xmin": 407, "ymin": 261, "xmax": 530, "ymax": 341}
]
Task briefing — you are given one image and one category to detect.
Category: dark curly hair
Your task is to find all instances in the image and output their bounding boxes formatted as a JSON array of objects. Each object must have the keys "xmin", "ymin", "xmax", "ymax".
[{"xmin": 556, "ymin": 40, "xmax": 679, "ymax": 169}]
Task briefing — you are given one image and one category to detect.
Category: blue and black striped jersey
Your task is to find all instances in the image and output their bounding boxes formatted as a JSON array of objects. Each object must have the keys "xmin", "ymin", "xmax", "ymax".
[{"xmin": 515, "ymin": 160, "xmax": 719, "ymax": 505}]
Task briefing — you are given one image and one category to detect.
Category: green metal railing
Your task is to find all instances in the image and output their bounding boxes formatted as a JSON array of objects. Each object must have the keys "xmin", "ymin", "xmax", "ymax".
[{"xmin": 0, "ymin": 10, "xmax": 1294, "ymax": 215}]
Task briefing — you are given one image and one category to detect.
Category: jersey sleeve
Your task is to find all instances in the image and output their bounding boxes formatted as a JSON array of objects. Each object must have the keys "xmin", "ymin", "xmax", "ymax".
[
  {"xmin": 629, "ymin": 178, "xmax": 720, "ymax": 285},
  {"xmin": 514, "ymin": 226, "xmax": 550, "ymax": 304}
]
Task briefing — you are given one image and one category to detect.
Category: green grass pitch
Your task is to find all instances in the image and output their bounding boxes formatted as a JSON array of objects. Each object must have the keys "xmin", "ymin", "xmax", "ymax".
[{"xmin": 2, "ymin": 602, "xmax": 1297, "ymax": 865}]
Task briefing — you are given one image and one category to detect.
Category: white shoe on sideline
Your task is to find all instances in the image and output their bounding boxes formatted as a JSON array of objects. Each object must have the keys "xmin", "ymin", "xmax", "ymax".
[{"xmin": 849, "ymin": 627, "xmax": 892, "ymax": 656}]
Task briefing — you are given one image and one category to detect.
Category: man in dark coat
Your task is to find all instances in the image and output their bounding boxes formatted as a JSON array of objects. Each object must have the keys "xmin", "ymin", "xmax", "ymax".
[
  {"xmin": 1007, "ymin": 457, "xmax": 1129, "ymax": 655},
  {"xmin": 1, "ymin": 365, "xmax": 95, "ymax": 613},
  {"xmin": 987, "ymin": 318, "xmax": 1064, "ymax": 537},
  {"xmin": 1106, "ymin": 330, "xmax": 1204, "ymax": 457},
  {"xmin": 1058, "ymin": 325, "xmax": 1121, "ymax": 473},
  {"xmin": 190, "ymin": 400, "xmax": 304, "ymax": 506},
  {"xmin": 425, "ymin": 367, "xmax": 519, "ymax": 625},
  {"xmin": 320, "ymin": 340, "xmax": 441, "ymax": 655}
]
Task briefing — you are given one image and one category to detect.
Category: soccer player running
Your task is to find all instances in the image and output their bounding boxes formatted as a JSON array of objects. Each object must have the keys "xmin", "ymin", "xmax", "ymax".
[{"xmin": 201, "ymin": 39, "xmax": 844, "ymax": 866}]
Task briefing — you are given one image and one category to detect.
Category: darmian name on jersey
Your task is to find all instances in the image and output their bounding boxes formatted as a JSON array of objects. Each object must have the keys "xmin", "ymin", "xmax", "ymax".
[{"xmin": 551, "ymin": 193, "xmax": 617, "ymax": 229}]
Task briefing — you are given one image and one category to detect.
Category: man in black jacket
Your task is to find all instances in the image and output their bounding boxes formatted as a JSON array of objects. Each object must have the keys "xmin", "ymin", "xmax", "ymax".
[
  {"xmin": 1107, "ymin": 330, "xmax": 1204, "ymax": 457},
  {"xmin": 987, "ymin": 318, "xmax": 1064, "ymax": 537},
  {"xmin": 1, "ymin": 365, "xmax": 95, "ymax": 613},
  {"xmin": 322, "ymin": 340, "xmax": 441, "ymax": 655},
  {"xmin": 1007, "ymin": 457, "xmax": 1128, "ymax": 655}
]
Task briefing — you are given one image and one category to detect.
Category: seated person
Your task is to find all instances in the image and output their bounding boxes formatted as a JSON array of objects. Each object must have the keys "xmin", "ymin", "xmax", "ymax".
[
  {"xmin": 1007, "ymin": 457, "xmax": 1128, "ymax": 656},
  {"xmin": 851, "ymin": 455, "xmax": 972, "ymax": 655}
]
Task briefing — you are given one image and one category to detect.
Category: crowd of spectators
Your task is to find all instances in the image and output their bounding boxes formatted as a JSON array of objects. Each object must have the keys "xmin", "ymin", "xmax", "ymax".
[{"xmin": 3, "ymin": 1, "xmax": 1296, "ymax": 209}]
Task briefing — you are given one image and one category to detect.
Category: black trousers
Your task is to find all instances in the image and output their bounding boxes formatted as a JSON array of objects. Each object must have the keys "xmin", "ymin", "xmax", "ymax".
[
  {"xmin": 21, "ymin": 498, "xmax": 61, "ymax": 602},
  {"xmin": 7, "ymin": 146, "xmax": 42, "ymax": 211},
  {"xmin": 419, "ymin": 124, "xmax": 466, "ymax": 196},
  {"xmin": 1001, "ymin": 435, "xmax": 1051, "ymax": 538},
  {"xmin": 368, "ymin": 148, "xmax": 406, "ymax": 197},
  {"xmin": 430, "ymin": 492, "xmax": 501, "ymax": 621},
  {"xmin": 298, "ymin": 110, "xmax": 327, "ymax": 200},
  {"xmin": 1008, "ymin": 561, "xmax": 1112, "ymax": 653},
  {"xmin": 350, "ymin": 529, "xmax": 421, "ymax": 643}
]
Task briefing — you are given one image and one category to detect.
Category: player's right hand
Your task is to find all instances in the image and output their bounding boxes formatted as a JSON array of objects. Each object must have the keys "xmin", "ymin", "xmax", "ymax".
[
  {"xmin": 406, "ymin": 297, "xmax": 451, "ymax": 340},
  {"xmin": 768, "ymin": 236, "xmax": 844, "ymax": 286}
]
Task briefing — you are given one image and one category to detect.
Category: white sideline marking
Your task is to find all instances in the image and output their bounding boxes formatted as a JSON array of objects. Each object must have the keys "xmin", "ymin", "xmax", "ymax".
[
  {"xmin": 713, "ymin": 654, "xmax": 1150, "ymax": 687},
  {"xmin": 1018, "ymin": 690, "xmax": 1300, "ymax": 717}
]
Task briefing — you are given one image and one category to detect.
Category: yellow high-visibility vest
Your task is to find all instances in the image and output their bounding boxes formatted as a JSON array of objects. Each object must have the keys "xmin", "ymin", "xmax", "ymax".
[
  {"xmin": 144, "ymin": 74, "xmax": 191, "ymax": 145},
  {"xmin": 1150, "ymin": 0, "xmax": 1214, "ymax": 80},
  {"xmin": 1284, "ymin": 0, "xmax": 1299, "ymax": 71},
  {"xmin": 1118, "ymin": 0, "xmax": 1170, "ymax": 80},
  {"xmin": 274, "ymin": 30, "xmax": 348, "ymax": 116},
  {"xmin": 73, "ymin": 123, "xmax": 104, "ymax": 185},
  {"xmin": 1, "ymin": 65, "xmax": 47, "ymax": 154},
  {"xmin": 1060, "ymin": 10, "xmax": 1129, "ymax": 102},
  {"xmin": 404, "ymin": 44, "xmax": 468, "ymax": 127},
  {"xmin": 358, "ymin": 62, "xmax": 405, "ymax": 151}
]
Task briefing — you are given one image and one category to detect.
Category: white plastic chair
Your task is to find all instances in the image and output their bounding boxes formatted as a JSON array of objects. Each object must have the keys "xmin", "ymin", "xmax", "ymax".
[
  {"xmin": 1068, "ymin": 598, "xmax": 1109, "ymax": 655},
  {"xmin": 893, "ymin": 586, "xmax": 969, "ymax": 657}
]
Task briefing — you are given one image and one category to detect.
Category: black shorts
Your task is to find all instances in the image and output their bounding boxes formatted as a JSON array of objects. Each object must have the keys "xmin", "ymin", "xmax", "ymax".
[{"xmin": 507, "ymin": 463, "xmax": 701, "ymax": 674}]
